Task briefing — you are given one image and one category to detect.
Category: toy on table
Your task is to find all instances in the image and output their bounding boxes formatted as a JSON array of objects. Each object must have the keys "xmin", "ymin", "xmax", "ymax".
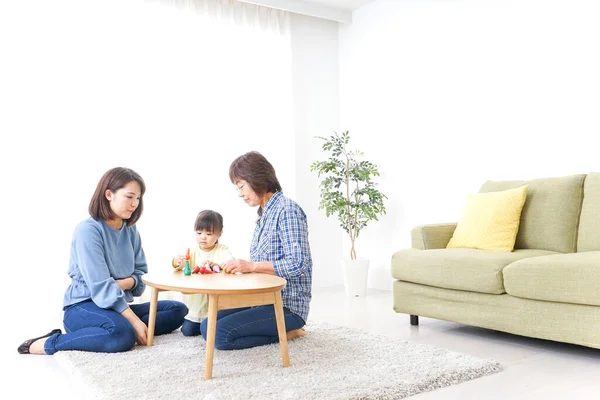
[
  {"xmin": 183, "ymin": 248, "xmax": 192, "ymax": 276},
  {"xmin": 204, "ymin": 260, "xmax": 222, "ymax": 273},
  {"xmin": 191, "ymin": 260, "xmax": 222, "ymax": 274},
  {"xmin": 191, "ymin": 265, "xmax": 213, "ymax": 274}
]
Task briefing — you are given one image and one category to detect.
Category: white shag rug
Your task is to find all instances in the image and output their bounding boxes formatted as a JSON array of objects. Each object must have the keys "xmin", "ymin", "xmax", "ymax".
[{"xmin": 54, "ymin": 321, "xmax": 502, "ymax": 399}]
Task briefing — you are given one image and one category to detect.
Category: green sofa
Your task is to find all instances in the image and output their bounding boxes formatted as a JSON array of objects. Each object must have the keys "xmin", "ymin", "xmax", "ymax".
[{"xmin": 391, "ymin": 173, "xmax": 600, "ymax": 349}]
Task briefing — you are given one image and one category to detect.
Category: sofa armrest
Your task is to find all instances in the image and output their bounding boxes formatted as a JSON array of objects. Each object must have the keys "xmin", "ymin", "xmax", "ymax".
[{"xmin": 411, "ymin": 223, "xmax": 457, "ymax": 250}]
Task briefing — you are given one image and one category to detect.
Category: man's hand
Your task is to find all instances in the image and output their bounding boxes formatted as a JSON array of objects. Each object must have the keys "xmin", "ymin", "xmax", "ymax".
[{"xmin": 222, "ymin": 259, "xmax": 256, "ymax": 274}]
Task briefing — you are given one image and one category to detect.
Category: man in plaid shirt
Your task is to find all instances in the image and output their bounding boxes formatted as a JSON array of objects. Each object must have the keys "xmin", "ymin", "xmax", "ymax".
[{"xmin": 201, "ymin": 151, "xmax": 312, "ymax": 350}]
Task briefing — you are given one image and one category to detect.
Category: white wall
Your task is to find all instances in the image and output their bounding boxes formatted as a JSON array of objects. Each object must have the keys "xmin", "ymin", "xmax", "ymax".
[
  {"xmin": 290, "ymin": 13, "xmax": 344, "ymax": 288},
  {"xmin": 339, "ymin": 0, "xmax": 600, "ymax": 289},
  {"xmin": 0, "ymin": 2, "xmax": 346, "ymax": 336},
  {"xmin": 0, "ymin": 0, "xmax": 295, "ymax": 328}
]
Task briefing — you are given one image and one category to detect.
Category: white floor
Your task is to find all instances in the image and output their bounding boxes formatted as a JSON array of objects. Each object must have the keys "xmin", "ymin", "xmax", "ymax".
[{"xmin": 6, "ymin": 287, "xmax": 600, "ymax": 399}]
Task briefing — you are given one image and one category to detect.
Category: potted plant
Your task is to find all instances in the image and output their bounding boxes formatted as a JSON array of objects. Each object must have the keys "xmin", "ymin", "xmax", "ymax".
[{"xmin": 310, "ymin": 131, "xmax": 387, "ymax": 296}]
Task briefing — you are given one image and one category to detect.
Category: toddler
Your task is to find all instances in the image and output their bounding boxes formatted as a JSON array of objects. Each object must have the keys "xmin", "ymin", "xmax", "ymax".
[{"xmin": 172, "ymin": 210, "xmax": 233, "ymax": 336}]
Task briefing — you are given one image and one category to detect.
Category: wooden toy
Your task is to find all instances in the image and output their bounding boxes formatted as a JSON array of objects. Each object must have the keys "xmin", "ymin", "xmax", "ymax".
[
  {"xmin": 184, "ymin": 248, "xmax": 192, "ymax": 276},
  {"xmin": 199, "ymin": 266, "xmax": 212, "ymax": 274}
]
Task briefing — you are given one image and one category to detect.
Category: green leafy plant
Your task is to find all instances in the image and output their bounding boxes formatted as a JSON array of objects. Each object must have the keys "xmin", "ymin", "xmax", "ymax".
[{"xmin": 310, "ymin": 131, "xmax": 387, "ymax": 260}]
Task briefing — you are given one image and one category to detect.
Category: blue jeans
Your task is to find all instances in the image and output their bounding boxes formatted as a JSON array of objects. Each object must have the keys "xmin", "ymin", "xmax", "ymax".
[
  {"xmin": 181, "ymin": 319, "xmax": 202, "ymax": 337},
  {"xmin": 200, "ymin": 305, "xmax": 305, "ymax": 350},
  {"xmin": 44, "ymin": 300, "xmax": 187, "ymax": 354}
]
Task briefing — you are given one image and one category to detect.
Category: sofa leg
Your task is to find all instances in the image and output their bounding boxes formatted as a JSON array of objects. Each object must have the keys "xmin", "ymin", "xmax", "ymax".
[{"xmin": 410, "ymin": 315, "xmax": 419, "ymax": 326}]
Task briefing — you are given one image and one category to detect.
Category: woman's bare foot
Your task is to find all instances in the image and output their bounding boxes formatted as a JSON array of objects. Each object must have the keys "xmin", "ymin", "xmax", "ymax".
[
  {"xmin": 28, "ymin": 338, "xmax": 49, "ymax": 355},
  {"xmin": 286, "ymin": 328, "xmax": 306, "ymax": 341}
]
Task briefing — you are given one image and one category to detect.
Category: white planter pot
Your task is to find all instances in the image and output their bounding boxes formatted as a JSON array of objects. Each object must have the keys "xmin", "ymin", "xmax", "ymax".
[{"xmin": 341, "ymin": 259, "xmax": 370, "ymax": 297}]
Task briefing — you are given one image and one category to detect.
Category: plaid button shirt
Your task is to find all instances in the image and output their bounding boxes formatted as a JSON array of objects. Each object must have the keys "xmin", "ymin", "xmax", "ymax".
[{"xmin": 250, "ymin": 191, "xmax": 312, "ymax": 322}]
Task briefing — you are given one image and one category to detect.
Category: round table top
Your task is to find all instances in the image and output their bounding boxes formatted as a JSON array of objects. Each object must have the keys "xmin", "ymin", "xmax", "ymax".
[{"xmin": 142, "ymin": 270, "xmax": 287, "ymax": 295}]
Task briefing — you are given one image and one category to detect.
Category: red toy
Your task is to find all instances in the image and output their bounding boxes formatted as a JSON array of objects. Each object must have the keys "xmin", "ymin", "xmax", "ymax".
[
  {"xmin": 191, "ymin": 265, "xmax": 213, "ymax": 274},
  {"xmin": 199, "ymin": 266, "xmax": 213, "ymax": 274}
]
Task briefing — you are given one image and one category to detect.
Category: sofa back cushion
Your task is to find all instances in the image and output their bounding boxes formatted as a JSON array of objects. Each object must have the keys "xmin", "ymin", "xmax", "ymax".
[
  {"xmin": 479, "ymin": 174, "xmax": 586, "ymax": 253},
  {"xmin": 577, "ymin": 172, "xmax": 600, "ymax": 252}
]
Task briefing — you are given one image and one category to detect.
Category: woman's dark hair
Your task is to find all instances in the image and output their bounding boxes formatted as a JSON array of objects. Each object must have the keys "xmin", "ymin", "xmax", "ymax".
[
  {"xmin": 195, "ymin": 210, "xmax": 224, "ymax": 234},
  {"xmin": 88, "ymin": 167, "xmax": 146, "ymax": 227},
  {"xmin": 229, "ymin": 151, "xmax": 282, "ymax": 196}
]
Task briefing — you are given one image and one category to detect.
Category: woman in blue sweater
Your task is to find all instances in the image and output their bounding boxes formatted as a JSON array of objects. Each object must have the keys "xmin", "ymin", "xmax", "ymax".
[{"xmin": 18, "ymin": 167, "xmax": 187, "ymax": 355}]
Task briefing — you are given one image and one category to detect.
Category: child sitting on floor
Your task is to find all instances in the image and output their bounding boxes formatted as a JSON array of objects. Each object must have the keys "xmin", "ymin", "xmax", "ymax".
[{"xmin": 171, "ymin": 210, "xmax": 234, "ymax": 336}]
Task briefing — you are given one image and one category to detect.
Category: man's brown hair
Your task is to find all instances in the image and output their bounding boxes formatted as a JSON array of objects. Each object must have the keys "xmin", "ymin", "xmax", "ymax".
[{"xmin": 229, "ymin": 151, "xmax": 282, "ymax": 196}]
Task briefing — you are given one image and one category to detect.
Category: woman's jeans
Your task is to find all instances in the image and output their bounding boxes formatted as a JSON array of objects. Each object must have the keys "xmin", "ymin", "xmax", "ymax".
[
  {"xmin": 44, "ymin": 300, "xmax": 187, "ymax": 354},
  {"xmin": 199, "ymin": 305, "xmax": 305, "ymax": 350}
]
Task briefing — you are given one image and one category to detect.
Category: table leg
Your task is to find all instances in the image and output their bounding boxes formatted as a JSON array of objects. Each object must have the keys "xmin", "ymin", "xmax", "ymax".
[
  {"xmin": 204, "ymin": 294, "xmax": 219, "ymax": 380},
  {"xmin": 147, "ymin": 287, "xmax": 159, "ymax": 346},
  {"xmin": 273, "ymin": 290, "xmax": 290, "ymax": 367}
]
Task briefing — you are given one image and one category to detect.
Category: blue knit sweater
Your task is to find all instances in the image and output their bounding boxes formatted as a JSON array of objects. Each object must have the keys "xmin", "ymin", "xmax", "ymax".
[{"xmin": 62, "ymin": 217, "xmax": 147, "ymax": 313}]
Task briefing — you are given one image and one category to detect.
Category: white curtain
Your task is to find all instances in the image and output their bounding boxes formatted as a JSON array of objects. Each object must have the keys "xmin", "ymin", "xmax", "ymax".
[
  {"xmin": 146, "ymin": 0, "xmax": 289, "ymax": 35},
  {"xmin": 0, "ymin": 0, "xmax": 294, "ymax": 313}
]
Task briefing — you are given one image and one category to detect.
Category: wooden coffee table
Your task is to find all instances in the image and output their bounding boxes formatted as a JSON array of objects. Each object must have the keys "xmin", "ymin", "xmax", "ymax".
[{"xmin": 142, "ymin": 271, "xmax": 290, "ymax": 380}]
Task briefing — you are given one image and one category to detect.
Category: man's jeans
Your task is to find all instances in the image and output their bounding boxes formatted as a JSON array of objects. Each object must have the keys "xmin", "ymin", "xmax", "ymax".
[{"xmin": 200, "ymin": 305, "xmax": 305, "ymax": 350}]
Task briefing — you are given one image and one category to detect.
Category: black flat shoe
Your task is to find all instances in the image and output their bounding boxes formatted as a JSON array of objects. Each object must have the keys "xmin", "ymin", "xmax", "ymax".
[{"xmin": 17, "ymin": 328, "xmax": 62, "ymax": 354}]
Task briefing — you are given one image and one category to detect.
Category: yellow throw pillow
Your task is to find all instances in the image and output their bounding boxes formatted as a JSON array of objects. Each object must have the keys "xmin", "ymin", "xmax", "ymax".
[{"xmin": 447, "ymin": 185, "xmax": 528, "ymax": 252}]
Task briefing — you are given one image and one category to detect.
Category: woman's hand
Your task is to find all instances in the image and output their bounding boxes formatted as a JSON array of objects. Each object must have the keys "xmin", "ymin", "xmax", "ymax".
[
  {"xmin": 222, "ymin": 259, "xmax": 256, "ymax": 274},
  {"xmin": 116, "ymin": 277, "xmax": 135, "ymax": 291},
  {"xmin": 132, "ymin": 319, "xmax": 148, "ymax": 346},
  {"xmin": 172, "ymin": 254, "xmax": 186, "ymax": 268},
  {"xmin": 121, "ymin": 307, "xmax": 148, "ymax": 345}
]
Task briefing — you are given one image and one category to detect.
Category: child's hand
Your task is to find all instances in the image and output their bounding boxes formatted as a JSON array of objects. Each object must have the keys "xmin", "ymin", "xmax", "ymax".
[
  {"xmin": 172, "ymin": 254, "xmax": 187, "ymax": 268},
  {"xmin": 202, "ymin": 260, "xmax": 221, "ymax": 272}
]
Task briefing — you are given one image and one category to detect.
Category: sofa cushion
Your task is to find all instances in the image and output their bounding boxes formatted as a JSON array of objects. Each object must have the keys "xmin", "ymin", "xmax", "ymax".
[
  {"xmin": 504, "ymin": 252, "xmax": 600, "ymax": 306},
  {"xmin": 480, "ymin": 174, "xmax": 586, "ymax": 253},
  {"xmin": 391, "ymin": 248, "xmax": 557, "ymax": 294},
  {"xmin": 412, "ymin": 223, "xmax": 457, "ymax": 250},
  {"xmin": 577, "ymin": 173, "xmax": 600, "ymax": 252},
  {"xmin": 447, "ymin": 185, "xmax": 528, "ymax": 252}
]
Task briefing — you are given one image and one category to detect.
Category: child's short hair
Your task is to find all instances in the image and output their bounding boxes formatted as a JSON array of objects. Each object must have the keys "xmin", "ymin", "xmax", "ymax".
[{"xmin": 194, "ymin": 210, "xmax": 224, "ymax": 233}]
